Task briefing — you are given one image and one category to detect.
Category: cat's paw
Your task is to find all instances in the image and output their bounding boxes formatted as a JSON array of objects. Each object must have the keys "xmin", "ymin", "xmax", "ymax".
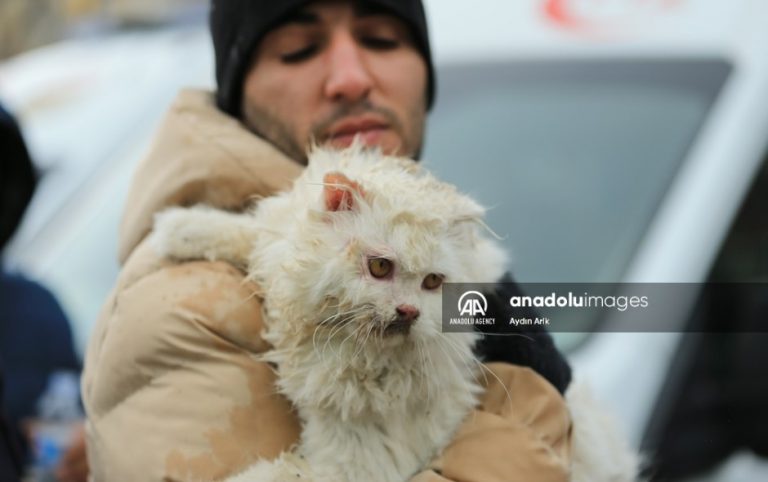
[
  {"xmin": 151, "ymin": 205, "xmax": 254, "ymax": 268},
  {"xmin": 151, "ymin": 206, "xmax": 212, "ymax": 261}
]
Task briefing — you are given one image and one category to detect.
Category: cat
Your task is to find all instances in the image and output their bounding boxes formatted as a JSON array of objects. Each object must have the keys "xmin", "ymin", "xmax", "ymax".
[{"xmin": 152, "ymin": 145, "xmax": 637, "ymax": 482}]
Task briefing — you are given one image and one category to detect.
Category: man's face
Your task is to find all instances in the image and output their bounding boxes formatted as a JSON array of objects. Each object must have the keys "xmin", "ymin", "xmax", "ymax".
[{"xmin": 241, "ymin": 0, "xmax": 428, "ymax": 163}]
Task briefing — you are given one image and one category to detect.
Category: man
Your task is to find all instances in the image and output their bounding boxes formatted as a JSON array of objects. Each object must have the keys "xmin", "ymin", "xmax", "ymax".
[
  {"xmin": 82, "ymin": 1, "xmax": 573, "ymax": 480},
  {"xmin": 230, "ymin": 1, "xmax": 427, "ymax": 162},
  {"xmin": 1, "ymin": 104, "xmax": 88, "ymax": 482}
]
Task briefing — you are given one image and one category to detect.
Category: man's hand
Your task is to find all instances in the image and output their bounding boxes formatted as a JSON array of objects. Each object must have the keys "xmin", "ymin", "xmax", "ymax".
[{"xmin": 53, "ymin": 423, "xmax": 88, "ymax": 482}]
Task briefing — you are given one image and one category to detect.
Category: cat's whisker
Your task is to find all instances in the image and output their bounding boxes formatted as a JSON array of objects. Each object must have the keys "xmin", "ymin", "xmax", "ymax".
[
  {"xmin": 325, "ymin": 303, "xmax": 371, "ymax": 325},
  {"xmin": 320, "ymin": 316, "xmax": 359, "ymax": 361},
  {"xmin": 441, "ymin": 335, "xmax": 490, "ymax": 392},
  {"xmin": 475, "ymin": 218, "xmax": 505, "ymax": 241},
  {"xmin": 318, "ymin": 308, "xmax": 348, "ymax": 327},
  {"xmin": 317, "ymin": 302, "xmax": 355, "ymax": 325},
  {"xmin": 432, "ymin": 337, "xmax": 478, "ymax": 405},
  {"xmin": 364, "ymin": 321, "xmax": 376, "ymax": 345},
  {"xmin": 439, "ymin": 334, "xmax": 505, "ymax": 411},
  {"xmin": 312, "ymin": 302, "xmax": 342, "ymax": 355},
  {"xmin": 327, "ymin": 308, "xmax": 371, "ymax": 361},
  {"xmin": 415, "ymin": 339, "xmax": 427, "ymax": 401},
  {"xmin": 442, "ymin": 336, "xmax": 514, "ymax": 407},
  {"xmin": 352, "ymin": 322, "xmax": 375, "ymax": 359},
  {"xmin": 416, "ymin": 339, "xmax": 434, "ymax": 407},
  {"xmin": 422, "ymin": 337, "xmax": 445, "ymax": 407},
  {"xmin": 321, "ymin": 321, "xmax": 346, "ymax": 362},
  {"xmin": 342, "ymin": 322, "xmax": 375, "ymax": 372},
  {"xmin": 436, "ymin": 342, "xmax": 474, "ymax": 406},
  {"xmin": 440, "ymin": 335, "xmax": 484, "ymax": 381},
  {"xmin": 316, "ymin": 306, "xmax": 367, "ymax": 361},
  {"xmin": 316, "ymin": 310, "xmax": 350, "ymax": 337},
  {"xmin": 313, "ymin": 322, "xmax": 330, "ymax": 362},
  {"xmin": 322, "ymin": 305, "xmax": 367, "ymax": 331},
  {"xmin": 336, "ymin": 319, "xmax": 368, "ymax": 362},
  {"xmin": 477, "ymin": 362, "xmax": 514, "ymax": 407},
  {"xmin": 350, "ymin": 310, "xmax": 373, "ymax": 339}
]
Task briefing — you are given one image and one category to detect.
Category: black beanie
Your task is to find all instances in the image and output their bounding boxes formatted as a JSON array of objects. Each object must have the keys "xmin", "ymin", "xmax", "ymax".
[
  {"xmin": 0, "ymin": 105, "xmax": 37, "ymax": 253},
  {"xmin": 210, "ymin": 0, "xmax": 435, "ymax": 118}
]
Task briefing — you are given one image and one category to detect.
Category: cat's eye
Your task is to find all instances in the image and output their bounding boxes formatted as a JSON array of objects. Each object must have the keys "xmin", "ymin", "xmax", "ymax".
[
  {"xmin": 368, "ymin": 258, "xmax": 393, "ymax": 279},
  {"xmin": 422, "ymin": 273, "xmax": 444, "ymax": 290}
]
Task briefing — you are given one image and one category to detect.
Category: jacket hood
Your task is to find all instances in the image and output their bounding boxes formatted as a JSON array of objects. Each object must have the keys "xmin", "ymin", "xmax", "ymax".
[{"xmin": 118, "ymin": 89, "xmax": 302, "ymax": 263}]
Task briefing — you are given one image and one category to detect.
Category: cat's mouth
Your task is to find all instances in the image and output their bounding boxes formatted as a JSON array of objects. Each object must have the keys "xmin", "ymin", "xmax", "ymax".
[
  {"xmin": 383, "ymin": 320, "xmax": 412, "ymax": 337},
  {"xmin": 381, "ymin": 305, "xmax": 420, "ymax": 337}
]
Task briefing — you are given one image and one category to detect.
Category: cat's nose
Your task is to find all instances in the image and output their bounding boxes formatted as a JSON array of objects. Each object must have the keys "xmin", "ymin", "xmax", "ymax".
[{"xmin": 395, "ymin": 304, "xmax": 420, "ymax": 324}]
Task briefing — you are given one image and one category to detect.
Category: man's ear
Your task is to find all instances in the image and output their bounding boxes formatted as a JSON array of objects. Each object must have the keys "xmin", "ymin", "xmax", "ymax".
[{"xmin": 323, "ymin": 172, "xmax": 365, "ymax": 212}]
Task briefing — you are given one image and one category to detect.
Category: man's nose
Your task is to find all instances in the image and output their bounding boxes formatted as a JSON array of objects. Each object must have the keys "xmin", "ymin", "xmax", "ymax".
[{"xmin": 323, "ymin": 32, "xmax": 373, "ymax": 103}]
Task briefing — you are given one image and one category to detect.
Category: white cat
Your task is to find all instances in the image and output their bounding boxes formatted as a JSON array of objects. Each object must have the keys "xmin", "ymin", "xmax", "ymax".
[{"xmin": 152, "ymin": 146, "xmax": 637, "ymax": 482}]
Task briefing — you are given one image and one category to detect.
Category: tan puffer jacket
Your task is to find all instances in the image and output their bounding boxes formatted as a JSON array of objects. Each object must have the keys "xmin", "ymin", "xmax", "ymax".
[{"xmin": 82, "ymin": 89, "xmax": 573, "ymax": 482}]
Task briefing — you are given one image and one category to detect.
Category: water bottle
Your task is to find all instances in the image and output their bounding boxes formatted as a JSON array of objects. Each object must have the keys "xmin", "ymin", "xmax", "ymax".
[{"xmin": 26, "ymin": 371, "xmax": 83, "ymax": 482}]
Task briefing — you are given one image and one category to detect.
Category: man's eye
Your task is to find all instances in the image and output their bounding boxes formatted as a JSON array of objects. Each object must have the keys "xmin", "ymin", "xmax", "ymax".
[
  {"xmin": 280, "ymin": 45, "xmax": 318, "ymax": 63},
  {"xmin": 361, "ymin": 36, "xmax": 399, "ymax": 50}
]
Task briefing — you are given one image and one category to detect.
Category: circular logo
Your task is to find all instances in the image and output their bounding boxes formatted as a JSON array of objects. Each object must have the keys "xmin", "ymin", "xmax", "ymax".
[{"xmin": 458, "ymin": 291, "xmax": 488, "ymax": 317}]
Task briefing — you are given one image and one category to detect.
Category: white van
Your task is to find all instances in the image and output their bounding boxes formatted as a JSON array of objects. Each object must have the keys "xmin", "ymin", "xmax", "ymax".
[
  {"xmin": 425, "ymin": 2, "xmax": 768, "ymax": 479},
  {"xmin": 2, "ymin": 0, "xmax": 767, "ymax": 479}
]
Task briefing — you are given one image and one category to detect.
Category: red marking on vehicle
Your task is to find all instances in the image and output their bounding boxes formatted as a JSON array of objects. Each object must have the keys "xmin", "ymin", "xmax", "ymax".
[
  {"xmin": 544, "ymin": 0, "xmax": 594, "ymax": 30},
  {"xmin": 543, "ymin": 0, "xmax": 685, "ymax": 35}
]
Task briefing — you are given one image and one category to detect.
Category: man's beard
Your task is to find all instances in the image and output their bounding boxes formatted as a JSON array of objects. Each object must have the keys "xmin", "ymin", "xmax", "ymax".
[
  {"xmin": 242, "ymin": 100, "xmax": 424, "ymax": 164},
  {"xmin": 241, "ymin": 101, "xmax": 308, "ymax": 164}
]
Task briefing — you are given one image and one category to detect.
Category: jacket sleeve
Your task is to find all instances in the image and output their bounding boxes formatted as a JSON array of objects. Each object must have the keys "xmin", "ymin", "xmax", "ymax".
[
  {"xmin": 82, "ymin": 243, "xmax": 301, "ymax": 481},
  {"xmin": 409, "ymin": 364, "xmax": 572, "ymax": 482}
]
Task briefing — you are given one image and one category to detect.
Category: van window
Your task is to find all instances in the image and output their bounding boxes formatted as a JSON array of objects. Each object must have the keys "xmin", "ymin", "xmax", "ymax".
[
  {"xmin": 424, "ymin": 59, "xmax": 731, "ymax": 345},
  {"xmin": 425, "ymin": 59, "xmax": 731, "ymax": 284}
]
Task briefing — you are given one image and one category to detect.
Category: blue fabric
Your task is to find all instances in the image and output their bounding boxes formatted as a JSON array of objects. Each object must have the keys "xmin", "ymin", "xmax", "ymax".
[
  {"xmin": 0, "ymin": 366, "xmax": 22, "ymax": 482},
  {"xmin": 0, "ymin": 271, "xmax": 80, "ymax": 460}
]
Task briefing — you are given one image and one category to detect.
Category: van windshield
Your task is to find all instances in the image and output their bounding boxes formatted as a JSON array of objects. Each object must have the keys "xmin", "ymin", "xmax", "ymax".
[{"xmin": 424, "ymin": 59, "xmax": 731, "ymax": 285}]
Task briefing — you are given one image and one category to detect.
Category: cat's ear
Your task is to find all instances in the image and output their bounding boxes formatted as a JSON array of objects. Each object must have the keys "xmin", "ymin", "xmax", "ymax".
[{"xmin": 323, "ymin": 172, "xmax": 365, "ymax": 212}]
